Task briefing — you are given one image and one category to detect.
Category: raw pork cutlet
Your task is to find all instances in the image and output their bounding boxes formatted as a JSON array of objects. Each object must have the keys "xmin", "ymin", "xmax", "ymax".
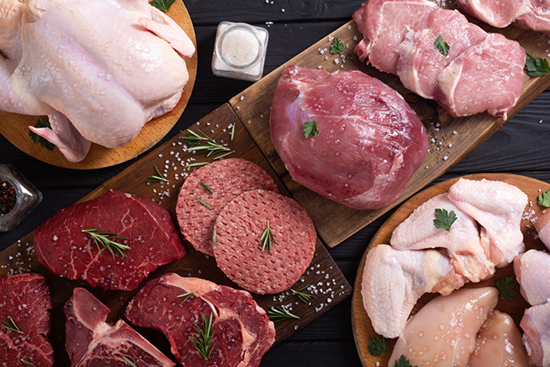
[
  {"xmin": 64, "ymin": 287, "xmax": 175, "ymax": 367},
  {"xmin": 213, "ymin": 189, "xmax": 316, "ymax": 294},
  {"xmin": 34, "ymin": 189, "xmax": 186, "ymax": 291},
  {"xmin": 0, "ymin": 273, "xmax": 54, "ymax": 367},
  {"xmin": 176, "ymin": 158, "xmax": 278, "ymax": 256},
  {"xmin": 125, "ymin": 273, "xmax": 275, "ymax": 367}
]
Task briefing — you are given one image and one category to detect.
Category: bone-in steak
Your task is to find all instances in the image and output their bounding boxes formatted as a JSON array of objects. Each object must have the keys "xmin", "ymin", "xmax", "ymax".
[{"xmin": 34, "ymin": 190, "xmax": 186, "ymax": 290}]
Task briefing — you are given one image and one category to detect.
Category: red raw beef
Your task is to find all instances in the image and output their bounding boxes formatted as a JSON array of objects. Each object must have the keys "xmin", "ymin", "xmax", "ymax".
[
  {"xmin": 269, "ymin": 65, "xmax": 427, "ymax": 210},
  {"xmin": 64, "ymin": 287, "xmax": 175, "ymax": 367},
  {"xmin": 0, "ymin": 273, "xmax": 54, "ymax": 367},
  {"xmin": 34, "ymin": 190, "xmax": 186, "ymax": 290},
  {"xmin": 125, "ymin": 273, "xmax": 276, "ymax": 367}
]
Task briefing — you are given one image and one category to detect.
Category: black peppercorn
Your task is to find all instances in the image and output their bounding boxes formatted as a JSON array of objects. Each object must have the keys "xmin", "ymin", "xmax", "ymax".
[{"xmin": 0, "ymin": 179, "xmax": 16, "ymax": 215}]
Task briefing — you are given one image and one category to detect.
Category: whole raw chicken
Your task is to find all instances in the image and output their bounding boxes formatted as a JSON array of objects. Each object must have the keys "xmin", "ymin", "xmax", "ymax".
[{"xmin": 0, "ymin": 0, "xmax": 195, "ymax": 162}]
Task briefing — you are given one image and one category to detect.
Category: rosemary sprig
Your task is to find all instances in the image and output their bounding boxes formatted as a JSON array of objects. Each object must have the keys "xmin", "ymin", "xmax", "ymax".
[
  {"xmin": 122, "ymin": 356, "xmax": 137, "ymax": 367},
  {"xmin": 195, "ymin": 197, "xmax": 213, "ymax": 209},
  {"xmin": 267, "ymin": 306, "xmax": 299, "ymax": 323},
  {"xmin": 82, "ymin": 228, "xmax": 130, "ymax": 258},
  {"xmin": 230, "ymin": 123, "xmax": 236, "ymax": 141},
  {"xmin": 260, "ymin": 220, "xmax": 275, "ymax": 253},
  {"xmin": 191, "ymin": 313, "xmax": 216, "ymax": 360},
  {"xmin": 291, "ymin": 284, "xmax": 316, "ymax": 304},
  {"xmin": 212, "ymin": 151, "xmax": 235, "ymax": 160},
  {"xmin": 177, "ymin": 291, "xmax": 196, "ymax": 304},
  {"xmin": 185, "ymin": 161, "xmax": 210, "ymax": 168},
  {"xmin": 180, "ymin": 129, "xmax": 233, "ymax": 157},
  {"xmin": 146, "ymin": 165, "xmax": 169, "ymax": 183},
  {"xmin": 213, "ymin": 227, "xmax": 217, "ymax": 248},
  {"xmin": 21, "ymin": 360, "xmax": 35, "ymax": 367},
  {"xmin": 200, "ymin": 181, "xmax": 213, "ymax": 194},
  {"xmin": 2, "ymin": 316, "xmax": 23, "ymax": 334}
]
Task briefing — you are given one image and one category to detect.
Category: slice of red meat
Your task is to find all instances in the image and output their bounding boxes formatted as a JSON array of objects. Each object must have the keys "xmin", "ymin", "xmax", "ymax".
[
  {"xmin": 270, "ymin": 65, "xmax": 427, "ymax": 210},
  {"xmin": 396, "ymin": 8, "xmax": 487, "ymax": 99},
  {"xmin": 34, "ymin": 190, "xmax": 186, "ymax": 291},
  {"xmin": 64, "ymin": 287, "xmax": 175, "ymax": 367},
  {"xmin": 434, "ymin": 33, "xmax": 526, "ymax": 120},
  {"xmin": 352, "ymin": 0, "xmax": 437, "ymax": 73},
  {"xmin": 125, "ymin": 274, "xmax": 275, "ymax": 367},
  {"xmin": 214, "ymin": 189, "xmax": 316, "ymax": 294},
  {"xmin": 0, "ymin": 273, "xmax": 54, "ymax": 367},
  {"xmin": 175, "ymin": 158, "xmax": 278, "ymax": 256}
]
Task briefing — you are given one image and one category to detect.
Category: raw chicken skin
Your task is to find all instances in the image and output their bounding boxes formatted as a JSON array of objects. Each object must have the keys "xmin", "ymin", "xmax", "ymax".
[
  {"xmin": 0, "ymin": 0, "xmax": 195, "ymax": 162},
  {"xmin": 390, "ymin": 193, "xmax": 494, "ymax": 282},
  {"xmin": 535, "ymin": 211, "xmax": 550, "ymax": 250},
  {"xmin": 514, "ymin": 250, "xmax": 550, "ymax": 306},
  {"xmin": 448, "ymin": 178, "xmax": 528, "ymax": 267},
  {"xmin": 361, "ymin": 244, "xmax": 466, "ymax": 338},
  {"xmin": 389, "ymin": 287, "xmax": 498, "ymax": 367},
  {"xmin": 520, "ymin": 302, "xmax": 550, "ymax": 367},
  {"xmin": 469, "ymin": 311, "xmax": 529, "ymax": 367}
]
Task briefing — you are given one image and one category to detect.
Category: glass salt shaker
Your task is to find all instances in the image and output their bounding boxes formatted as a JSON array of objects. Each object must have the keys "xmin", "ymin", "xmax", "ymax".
[
  {"xmin": 0, "ymin": 164, "xmax": 42, "ymax": 232},
  {"xmin": 212, "ymin": 21, "xmax": 269, "ymax": 82}
]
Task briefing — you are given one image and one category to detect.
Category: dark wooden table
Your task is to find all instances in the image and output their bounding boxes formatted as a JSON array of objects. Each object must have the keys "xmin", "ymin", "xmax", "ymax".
[{"xmin": 2, "ymin": 1, "xmax": 550, "ymax": 366}]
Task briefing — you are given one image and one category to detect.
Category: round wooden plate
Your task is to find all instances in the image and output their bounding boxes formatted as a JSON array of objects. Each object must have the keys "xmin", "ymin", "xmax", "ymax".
[
  {"xmin": 0, "ymin": 1, "xmax": 197, "ymax": 170},
  {"xmin": 352, "ymin": 173, "xmax": 549, "ymax": 366}
]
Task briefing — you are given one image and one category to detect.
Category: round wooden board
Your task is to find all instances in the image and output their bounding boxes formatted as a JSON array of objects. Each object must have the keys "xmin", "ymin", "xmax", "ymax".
[
  {"xmin": 0, "ymin": 0, "xmax": 197, "ymax": 170},
  {"xmin": 351, "ymin": 173, "xmax": 550, "ymax": 367}
]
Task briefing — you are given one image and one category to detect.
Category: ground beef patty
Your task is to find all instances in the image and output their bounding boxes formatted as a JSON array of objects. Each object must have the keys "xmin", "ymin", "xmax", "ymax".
[
  {"xmin": 214, "ymin": 189, "xmax": 316, "ymax": 294},
  {"xmin": 176, "ymin": 158, "xmax": 278, "ymax": 256}
]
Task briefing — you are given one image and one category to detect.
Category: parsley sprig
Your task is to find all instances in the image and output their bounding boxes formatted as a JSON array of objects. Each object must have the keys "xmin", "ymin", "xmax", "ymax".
[
  {"xmin": 267, "ymin": 306, "xmax": 299, "ymax": 323},
  {"xmin": 82, "ymin": 228, "xmax": 130, "ymax": 258},
  {"xmin": 191, "ymin": 313, "xmax": 216, "ymax": 360},
  {"xmin": 303, "ymin": 120, "xmax": 319, "ymax": 139},
  {"xmin": 260, "ymin": 220, "xmax": 276, "ymax": 253},
  {"xmin": 434, "ymin": 35, "xmax": 450, "ymax": 56},
  {"xmin": 367, "ymin": 336, "xmax": 388, "ymax": 356},
  {"xmin": 29, "ymin": 117, "xmax": 56, "ymax": 151},
  {"xmin": 394, "ymin": 355, "xmax": 418, "ymax": 367},
  {"xmin": 291, "ymin": 284, "xmax": 316, "ymax": 304},
  {"xmin": 150, "ymin": 0, "xmax": 175, "ymax": 12},
  {"xmin": 2, "ymin": 316, "xmax": 23, "ymax": 334},
  {"xmin": 330, "ymin": 37, "xmax": 345, "ymax": 54},
  {"xmin": 525, "ymin": 50, "xmax": 550, "ymax": 77},
  {"xmin": 433, "ymin": 208, "xmax": 457, "ymax": 231},
  {"xmin": 495, "ymin": 276, "xmax": 517, "ymax": 301},
  {"xmin": 538, "ymin": 189, "xmax": 550, "ymax": 207}
]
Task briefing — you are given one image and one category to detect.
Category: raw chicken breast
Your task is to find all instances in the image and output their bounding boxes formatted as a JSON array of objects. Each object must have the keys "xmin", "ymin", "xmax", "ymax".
[
  {"xmin": 361, "ymin": 244, "xmax": 466, "ymax": 338},
  {"xmin": 514, "ymin": 250, "xmax": 550, "ymax": 306},
  {"xmin": 520, "ymin": 302, "xmax": 550, "ymax": 367},
  {"xmin": 0, "ymin": 0, "xmax": 195, "ymax": 162},
  {"xmin": 469, "ymin": 311, "xmax": 529, "ymax": 367},
  {"xmin": 448, "ymin": 178, "xmax": 528, "ymax": 267},
  {"xmin": 390, "ymin": 193, "xmax": 494, "ymax": 282},
  {"xmin": 388, "ymin": 287, "xmax": 498, "ymax": 367},
  {"xmin": 535, "ymin": 211, "xmax": 550, "ymax": 250},
  {"xmin": 270, "ymin": 65, "xmax": 427, "ymax": 210}
]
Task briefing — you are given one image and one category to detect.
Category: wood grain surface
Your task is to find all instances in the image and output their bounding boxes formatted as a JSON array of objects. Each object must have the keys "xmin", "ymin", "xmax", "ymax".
[
  {"xmin": 229, "ymin": 2, "xmax": 550, "ymax": 248},
  {"xmin": 351, "ymin": 173, "xmax": 548, "ymax": 367},
  {"xmin": 0, "ymin": 103, "xmax": 352, "ymax": 367},
  {"xmin": 0, "ymin": 0, "xmax": 198, "ymax": 170}
]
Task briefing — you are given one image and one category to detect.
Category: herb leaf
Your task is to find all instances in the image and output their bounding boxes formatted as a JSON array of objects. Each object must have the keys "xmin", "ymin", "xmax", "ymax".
[
  {"xmin": 21, "ymin": 360, "xmax": 35, "ymax": 367},
  {"xmin": 200, "ymin": 181, "xmax": 213, "ymax": 195},
  {"xmin": 267, "ymin": 306, "xmax": 299, "ymax": 323},
  {"xmin": 303, "ymin": 120, "xmax": 319, "ymax": 139},
  {"xmin": 149, "ymin": 0, "xmax": 175, "ymax": 12},
  {"xmin": 394, "ymin": 355, "xmax": 418, "ymax": 367},
  {"xmin": 2, "ymin": 316, "xmax": 23, "ymax": 334},
  {"xmin": 180, "ymin": 129, "xmax": 233, "ymax": 158},
  {"xmin": 82, "ymin": 228, "xmax": 130, "ymax": 258},
  {"xmin": 525, "ymin": 53, "xmax": 550, "ymax": 77},
  {"xmin": 177, "ymin": 291, "xmax": 196, "ymax": 304},
  {"xmin": 434, "ymin": 35, "xmax": 450, "ymax": 56},
  {"xmin": 495, "ymin": 276, "xmax": 517, "ymax": 301},
  {"xmin": 330, "ymin": 37, "xmax": 345, "ymax": 55},
  {"xmin": 29, "ymin": 117, "xmax": 56, "ymax": 151},
  {"xmin": 433, "ymin": 208, "xmax": 457, "ymax": 232},
  {"xmin": 291, "ymin": 284, "xmax": 316, "ymax": 304},
  {"xmin": 260, "ymin": 220, "xmax": 276, "ymax": 253},
  {"xmin": 195, "ymin": 197, "xmax": 213, "ymax": 210},
  {"xmin": 538, "ymin": 189, "xmax": 550, "ymax": 207},
  {"xmin": 367, "ymin": 336, "xmax": 388, "ymax": 356},
  {"xmin": 230, "ymin": 123, "xmax": 236, "ymax": 141},
  {"xmin": 121, "ymin": 356, "xmax": 137, "ymax": 367},
  {"xmin": 191, "ymin": 313, "xmax": 216, "ymax": 360},
  {"xmin": 146, "ymin": 165, "xmax": 169, "ymax": 183}
]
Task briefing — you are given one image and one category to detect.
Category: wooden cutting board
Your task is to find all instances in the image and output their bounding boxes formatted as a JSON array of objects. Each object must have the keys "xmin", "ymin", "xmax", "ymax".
[
  {"xmin": 351, "ymin": 173, "xmax": 548, "ymax": 367},
  {"xmin": 229, "ymin": 3, "xmax": 550, "ymax": 248},
  {"xmin": 0, "ymin": 0, "xmax": 198, "ymax": 170},
  {"xmin": 0, "ymin": 104, "xmax": 352, "ymax": 366}
]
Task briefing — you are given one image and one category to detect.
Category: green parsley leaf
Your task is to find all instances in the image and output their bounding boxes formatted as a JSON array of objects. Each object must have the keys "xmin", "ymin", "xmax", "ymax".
[
  {"xmin": 525, "ymin": 53, "xmax": 550, "ymax": 77},
  {"xmin": 330, "ymin": 37, "xmax": 345, "ymax": 55},
  {"xmin": 149, "ymin": 0, "xmax": 175, "ymax": 12},
  {"xmin": 394, "ymin": 355, "xmax": 418, "ymax": 367},
  {"xmin": 345, "ymin": 53, "xmax": 353, "ymax": 60},
  {"xmin": 303, "ymin": 120, "xmax": 319, "ymax": 139},
  {"xmin": 29, "ymin": 117, "xmax": 56, "ymax": 151},
  {"xmin": 367, "ymin": 336, "xmax": 388, "ymax": 356},
  {"xmin": 538, "ymin": 189, "xmax": 550, "ymax": 207},
  {"xmin": 495, "ymin": 276, "xmax": 517, "ymax": 301},
  {"xmin": 434, "ymin": 35, "xmax": 450, "ymax": 57},
  {"xmin": 433, "ymin": 208, "xmax": 457, "ymax": 232}
]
